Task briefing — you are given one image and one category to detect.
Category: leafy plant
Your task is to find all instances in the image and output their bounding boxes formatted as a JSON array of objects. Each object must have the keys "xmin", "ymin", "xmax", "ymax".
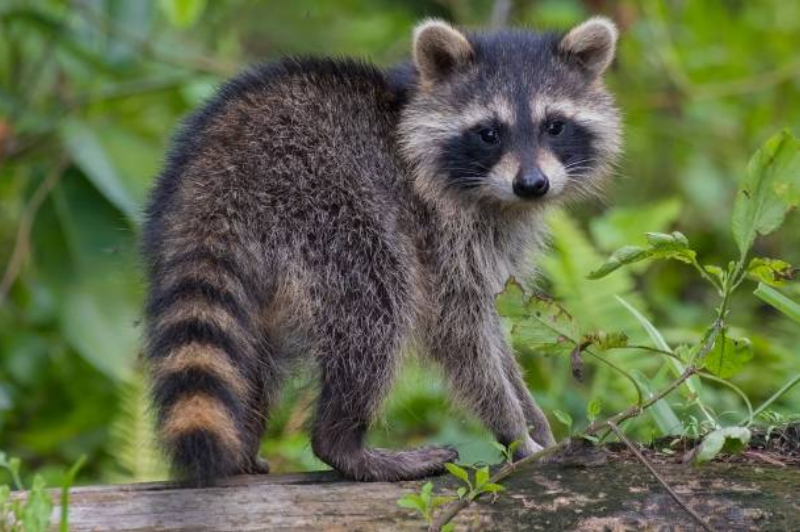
[
  {"xmin": 426, "ymin": 131, "xmax": 800, "ymax": 531},
  {"xmin": 0, "ymin": 452, "xmax": 84, "ymax": 532}
]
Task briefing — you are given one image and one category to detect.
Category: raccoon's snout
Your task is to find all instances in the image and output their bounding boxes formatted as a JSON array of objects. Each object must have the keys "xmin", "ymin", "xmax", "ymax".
[{"xmin": 512, "ymin": 168, "xmax": 550, "ymax": 199}]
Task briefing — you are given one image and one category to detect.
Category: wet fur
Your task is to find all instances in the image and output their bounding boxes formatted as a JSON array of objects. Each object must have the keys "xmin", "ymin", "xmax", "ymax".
[{"xmin": 143, "ymin": 19, "xmax": 620, "ymax": 483}]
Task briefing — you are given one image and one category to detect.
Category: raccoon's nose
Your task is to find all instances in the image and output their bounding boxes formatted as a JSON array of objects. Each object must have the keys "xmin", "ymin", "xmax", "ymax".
[{"xmin": 513, "ymin": 169, "xmax": 550, "ymax": 199}]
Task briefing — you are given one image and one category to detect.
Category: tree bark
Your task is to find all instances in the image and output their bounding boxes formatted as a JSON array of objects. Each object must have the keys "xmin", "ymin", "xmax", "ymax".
[{"xmin": 18, "ymin": 460, "xmax": 800, "ymax": 531}]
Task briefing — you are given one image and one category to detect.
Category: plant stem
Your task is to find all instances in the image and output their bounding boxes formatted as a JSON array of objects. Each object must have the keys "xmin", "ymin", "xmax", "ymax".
[
  {"xmin": 430, "ymin": 365, "xmax": 701, "ymax": 531},
  {"xmin": 607, "ymin": 422, "xmax": 716, "ymax": 532},
  {"xmin": 748, "ymin": 373, "xmax": 800, "ymax": 424}
]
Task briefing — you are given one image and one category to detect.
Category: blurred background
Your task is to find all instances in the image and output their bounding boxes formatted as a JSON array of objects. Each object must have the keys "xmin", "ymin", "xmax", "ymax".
[{"xmin": 0, "ymin": 0, "xmax": 798, "ymax": 486}]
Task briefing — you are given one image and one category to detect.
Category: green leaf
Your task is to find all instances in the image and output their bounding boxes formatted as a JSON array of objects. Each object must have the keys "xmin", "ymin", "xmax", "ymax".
[
  {"xmin": 630, "ymin": 369, "xmax": 683, "ymax": 435},
  {"xmin": 59, "ymin": 119, "xmax": 141, "ymax": 225},
  {"xmin": 444, "ymin": 463, "xmax": 470, "ymax": 485},
  {"xmin": 158, "ymin": 0, "xmax": 207, "ymax": 28},
  {"xmin": 60, "ymin": 456, "xmax": 86, "ymax": 532},
  {"xmin": 703, "ymin": 334, "xmax": 754, "ymax": 379},
  {"xmin": 420, "ymin": 481, "xmax": 433, "ymax": 505},
  {"xmin": 480, "ymin": 483, "xmax": 505, "ymax": 493},
  {"xmin": 456, "ymin": 487, "xmax": 467, "ymax": 499},
  {"xmin": 495, "ymin": 278, "xmax": 528, "ymax": 319},
  {"xmin": 553, "ymin": 409, "xmax": 573, "ymax": 429},
  {"xmin": 587, "ymin": 397, "xmax": 603, "ymax": 422},
  {"xmin": 60, "ymin": 275, "xmax": 139, "ymax": 381},
  {"xmin": 397, "ymin": 494, "xmax": 425, "ymax": 513},
  {"xmin": 588, "ymin": 232, "xmax": 696, "ymax": 279},
  {"xmin": 731, "ymin": 130, "xmax": 800, "ymax": 256},
  {"xmin": 753, "ymin": 283, "xmax": 800, "ymax": 323},
  {"xmin": 474, "ymin": 466, "xmax": 489, "ymax": 488},
  {"xmin": 431, "ymin": 496, "xmax": 456, "ymax": 509},
  {"xmin": 695, "ymin": 427, "xmax": 751, "ymax": 464},
  {"xmin": 747, "ymin": 258, "xmax": 796, "ymax": 287},
  {"xmin": 587, "ymin": 245, "xmax": 649, "ymax": 279},
  {"xmin": 507, "ymin": 440, "xmax": 520, "ymax": 457},
  {"xmin": 616, "ymin": 296, "xmax": 707, "ymax": 415},
  {"xmin": 442, "ymin": 524, "xmax": 456, "ymax": 532},
  {"xmin": 22, "ymin": 475, "xmax": 53, "ymax": 532}
]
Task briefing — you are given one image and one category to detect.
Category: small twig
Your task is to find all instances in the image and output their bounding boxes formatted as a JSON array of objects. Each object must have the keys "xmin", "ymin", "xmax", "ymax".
[
  {"xmin": 430, "ymin": 366, "xmax": 701, "ymax": 531},
  {"xmin": 0, "ymin": 156, "xmax": 69, "ymax": 306},
  {"xmin": 608, "ymin": 421, "xmax": 716, "ymax": 532},
  {"xmin": 743, "ymin": 451, "xmax": 786, "ymax": 468}
]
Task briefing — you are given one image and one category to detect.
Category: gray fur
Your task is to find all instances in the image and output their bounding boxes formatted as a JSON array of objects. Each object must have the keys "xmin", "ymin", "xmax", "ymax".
[{"xmin": 143, "ymin": 18, "xmax": 621, "ymax": 483}]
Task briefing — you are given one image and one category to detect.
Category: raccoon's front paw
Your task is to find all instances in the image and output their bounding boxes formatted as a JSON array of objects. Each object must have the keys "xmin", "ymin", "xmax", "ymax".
[{"xmin": 246, "ymin": 456, "xmax": 271, "ymax": 475}]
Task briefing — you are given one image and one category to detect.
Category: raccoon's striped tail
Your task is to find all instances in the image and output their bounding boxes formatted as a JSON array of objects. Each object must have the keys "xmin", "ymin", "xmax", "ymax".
[{"xmin": 145, "ymin": 250, "xmax": 262, "ymax": 485}]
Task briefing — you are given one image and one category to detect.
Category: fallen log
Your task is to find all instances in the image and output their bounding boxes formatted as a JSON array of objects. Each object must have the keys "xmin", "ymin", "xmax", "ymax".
[{"xmin": 15, "ymin": 459, "xmax": 800, "ymax": 531}]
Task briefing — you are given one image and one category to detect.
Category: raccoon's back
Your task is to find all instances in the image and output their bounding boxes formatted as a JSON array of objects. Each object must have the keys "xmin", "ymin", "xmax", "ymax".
[
  {"xmin": 147, "ymin": 58, "xmax": 407, "ymax": 238},
  {"xmin": 141, "ymin": 58, "xmax": 412, "ymax": 483}
]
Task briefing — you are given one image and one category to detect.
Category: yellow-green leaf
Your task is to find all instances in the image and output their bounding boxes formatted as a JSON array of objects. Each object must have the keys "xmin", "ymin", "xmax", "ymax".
[{"xmin": 731, "ymin": 130, "xmax": 800, "ymax": 256}]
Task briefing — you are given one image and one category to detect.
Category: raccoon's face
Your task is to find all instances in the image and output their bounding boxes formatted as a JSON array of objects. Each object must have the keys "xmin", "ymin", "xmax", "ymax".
[{"xmin": 399, "ymin": 18, "xmax": 622, "ymax": 208}]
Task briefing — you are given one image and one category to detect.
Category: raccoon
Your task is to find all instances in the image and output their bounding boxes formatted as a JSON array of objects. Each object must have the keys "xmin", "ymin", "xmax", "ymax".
[{"xmin": 142, "ymin": 17, "xmax": 621, "ymax": 484}]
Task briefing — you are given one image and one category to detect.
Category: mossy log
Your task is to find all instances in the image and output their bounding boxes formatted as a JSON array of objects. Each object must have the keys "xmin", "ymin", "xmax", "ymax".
[{"xmin": 22, "ymin": 460, "xmax": 800, "ymax": 531}]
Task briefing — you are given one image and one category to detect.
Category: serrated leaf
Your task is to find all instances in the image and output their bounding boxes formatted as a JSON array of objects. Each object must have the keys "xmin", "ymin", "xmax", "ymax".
[
  {"xmin": 444, "ymin": 463, "xmax": 469, "ymax": 484},
  {"xmin": 695, "ymin": 427, "xmax": 751, "ymax": 464},
  {"xmin": 747, "ymin": 257, "xmax": 796, "ymax": 286},
  {"xmin": 703, "ymin": 333, "xmax": 754, "ymax": 379},
  {"xmin": 732, "ymin": 130, "xmax": 800, "ymax": 256}
]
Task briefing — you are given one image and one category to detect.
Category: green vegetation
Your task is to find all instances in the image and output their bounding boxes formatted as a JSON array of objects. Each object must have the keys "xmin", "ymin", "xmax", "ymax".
[{"xmin": 1, "ymin": 0, "xmax": 798, "ymax": 503}]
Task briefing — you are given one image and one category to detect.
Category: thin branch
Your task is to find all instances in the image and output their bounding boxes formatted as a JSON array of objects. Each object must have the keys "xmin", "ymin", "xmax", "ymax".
[
  {"xmin": 0, "ymin": 156, "xmax": 69, "ymax": 307},
  {"xmin": 430, "ymin": 365, "xmax": 702, "ymax": 531},
  {"xmin": 608, "ymin": 421, "xmax": 716, "ymax": 532}
]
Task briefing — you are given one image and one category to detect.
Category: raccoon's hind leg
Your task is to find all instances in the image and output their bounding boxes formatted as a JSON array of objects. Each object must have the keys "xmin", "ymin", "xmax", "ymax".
[
  {"xmin": 146, "ymin": 249, "xmax": 279, "ymax": 484},
  {"xmin": 308, "ymin": 273, "xmax": 458, "ymax": 481}
]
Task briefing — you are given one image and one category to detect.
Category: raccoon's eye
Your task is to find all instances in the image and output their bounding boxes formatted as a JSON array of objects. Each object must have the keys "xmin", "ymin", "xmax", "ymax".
[
  {"xmin": 478, "ymin": 127, "xmax": 500, "ymax": 145},
  {"xmin": 545, "ymin": 120, "xmax": 565, "ymax": 137}
]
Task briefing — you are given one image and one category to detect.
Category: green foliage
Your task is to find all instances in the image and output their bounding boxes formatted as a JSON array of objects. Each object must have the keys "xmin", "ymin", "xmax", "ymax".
[
  {"xmin": 396, "ymin": 481, "xmax": 455, "ymax": 527},
  {"xmin": 694, "ymin": 427, "xmax": 751, "ymax": 464},
  {"xmin": 1, "ymin": 0, "xmax": 799, "ymax": 488},
  {"xmin": 0, "ymin": 452, "xmax": 84, "ymax": 532},
  {"xmin": 731, "ymin": 130, "xmax": 800, "ymax": 257}
]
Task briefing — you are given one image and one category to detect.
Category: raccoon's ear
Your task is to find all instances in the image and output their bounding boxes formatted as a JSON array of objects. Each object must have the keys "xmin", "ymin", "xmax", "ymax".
[
  {"xmin": 413, "ymin": 19, "xmax": 473, "ymax": 84},
  {"xmin": 559, "ymin": 17, "xmax": 618, "ymax": 79}
]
